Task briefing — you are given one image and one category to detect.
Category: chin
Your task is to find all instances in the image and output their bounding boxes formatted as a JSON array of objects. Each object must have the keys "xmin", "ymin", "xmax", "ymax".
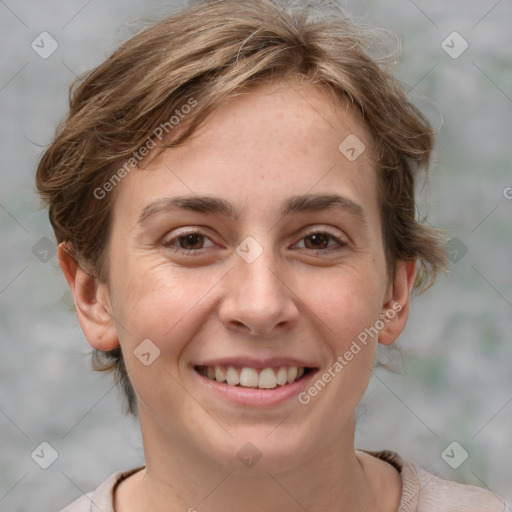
[{"xmin": 210, "ymin": 432, "xmax": 314, "ymax": 475}]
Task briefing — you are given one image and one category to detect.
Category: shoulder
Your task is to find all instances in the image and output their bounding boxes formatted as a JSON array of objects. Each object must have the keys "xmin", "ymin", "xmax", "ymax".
[
  {"xmin": 59, "ymin": 466, "xmax": 145, "ymax": 512},
  {"xmin": 401, "ymin": 460, "xmax": 507, "ymax": 512},
  {"xmin": 60, "ymin": 492, "xmax": 95, "ymax": 512},
  {"xmin": 365, "ymin": 450, "xmax": 508, "ymax": 512}
]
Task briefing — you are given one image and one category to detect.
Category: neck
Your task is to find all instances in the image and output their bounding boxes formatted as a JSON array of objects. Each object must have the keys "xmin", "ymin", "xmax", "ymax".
[{"xmin": 116, "ymin": 413, "xmax": 392, "ymax": 512}]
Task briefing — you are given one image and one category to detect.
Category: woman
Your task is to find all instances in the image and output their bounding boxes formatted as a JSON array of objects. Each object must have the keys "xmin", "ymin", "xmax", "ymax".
[{"xmin": 36, "ymin": 0, "xmax": 508, "ymax": 510}]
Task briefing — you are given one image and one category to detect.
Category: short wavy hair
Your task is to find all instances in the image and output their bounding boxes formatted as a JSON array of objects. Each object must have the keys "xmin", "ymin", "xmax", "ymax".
[{"xmin": 36, "ymin": 0, "xmax": 448, "ymax": 416}]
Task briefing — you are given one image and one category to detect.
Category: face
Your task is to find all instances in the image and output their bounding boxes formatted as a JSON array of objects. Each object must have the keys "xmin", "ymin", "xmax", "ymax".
[{"xmin": 75, "ymin": 82, "xmax": 413, "ymax": 474}]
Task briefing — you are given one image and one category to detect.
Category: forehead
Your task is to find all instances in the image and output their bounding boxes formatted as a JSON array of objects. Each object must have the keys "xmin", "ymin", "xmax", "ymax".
[
  {"xmin": 112, "ymin": 81, "xmax": 379, "ymax": 228},
  {"xmin": 162, "ymin": 81, "xmax": 374, "ymax": 168}
]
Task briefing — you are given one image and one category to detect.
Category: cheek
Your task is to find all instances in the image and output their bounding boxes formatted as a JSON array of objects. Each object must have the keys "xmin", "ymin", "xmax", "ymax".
[
  {"xmin": 109, "ymin": 264, "xmax": 222, "ymax": 409},
  {"xmin": 109, "ymin": 256, "xmax": 224, "ymax": 352},
  {"xmin": 298, "ymin": 265, "xmax": 385, "ymax": 346},
  {"xmin": 296, "ymin": 271, "xmax": 384, "ymax": 415}
]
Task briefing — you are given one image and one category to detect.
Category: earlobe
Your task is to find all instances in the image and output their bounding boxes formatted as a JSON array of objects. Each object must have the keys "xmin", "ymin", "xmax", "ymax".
[
  {"xmin": 58, "ymin": 243, "xmax": 119, "ymax": 351},
  {"xmin": 378, "ymin": 259, "xmax": 417, "ymax": 346}
]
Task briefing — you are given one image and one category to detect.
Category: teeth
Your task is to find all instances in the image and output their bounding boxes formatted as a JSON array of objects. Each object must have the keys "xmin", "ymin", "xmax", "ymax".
[
  {"xmin": 215, "ymin": 366, "xmax": 226, "ymax": 383},
  {"xmin": 276, "ymin": 367, "xmax": 288, "ymax": 385},
  {"xmin": 287, "ymin": 366, "xmax": 298, "ymax": 384},
  {"xmin": 225, "ymin": 366, "xmax": 240, "ymax": 386},
  {"xmin": 258, "ymin": 368, "xmax": 277, "ymax": 389},
  {"xmin": 239, "ymin": 367, "xmax": 259, "ymax": 387},
  {"xmin": 200, "ymin": 365, "xmax": 307, "ymax": 388}
]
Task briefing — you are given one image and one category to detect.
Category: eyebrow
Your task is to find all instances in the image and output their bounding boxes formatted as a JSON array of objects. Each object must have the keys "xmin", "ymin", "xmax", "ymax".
[{"xmin": 137, "ymin": 193, "xmax": 368, "ymax": 226}]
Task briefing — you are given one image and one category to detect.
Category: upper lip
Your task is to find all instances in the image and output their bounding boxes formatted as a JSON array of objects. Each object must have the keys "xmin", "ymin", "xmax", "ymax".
[{"xmin": 192, "ymin": 357, "xmax": 319, "ymax": 369}]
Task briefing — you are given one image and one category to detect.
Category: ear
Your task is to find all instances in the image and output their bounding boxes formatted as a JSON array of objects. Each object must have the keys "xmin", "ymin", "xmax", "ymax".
[
  {"xmin": 378, "ymin": 259, "xmax": 417, "ymax": 346},
  {"xmin": 58, "ymin": 243, "xmax": 119, "ymax": 351}
]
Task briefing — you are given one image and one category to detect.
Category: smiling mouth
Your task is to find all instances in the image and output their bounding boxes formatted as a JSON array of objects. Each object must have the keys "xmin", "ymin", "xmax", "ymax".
[{"xmin": 194, "ymin": 365, "xmax": 316, "ymax": 389}]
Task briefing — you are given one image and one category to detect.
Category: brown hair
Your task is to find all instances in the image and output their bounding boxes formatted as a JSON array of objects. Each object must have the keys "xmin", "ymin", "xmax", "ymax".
[{"xmin": 36, "ymin": 0, "xmax": 448, "ymax": 416}]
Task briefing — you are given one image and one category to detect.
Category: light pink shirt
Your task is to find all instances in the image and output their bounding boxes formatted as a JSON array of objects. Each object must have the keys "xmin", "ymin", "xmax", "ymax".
[{"xmin": 61, "ymin": 450, "xmax": 509, "ymax": 511}]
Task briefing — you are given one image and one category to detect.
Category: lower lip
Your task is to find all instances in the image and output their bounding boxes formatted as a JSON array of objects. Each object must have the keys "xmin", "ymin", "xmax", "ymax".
[{"xmin": 193, "ymin": 368, "xmax": 319, "ymax": 406}]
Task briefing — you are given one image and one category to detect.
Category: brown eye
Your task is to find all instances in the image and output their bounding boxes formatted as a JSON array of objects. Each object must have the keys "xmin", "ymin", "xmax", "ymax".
[
  {"xmin": 294, "ymin": 230, "xmax": 347, "ymax": 253},
  {"xmin": 162, "ymin": 229, "xmax": 216, "ymax": 254},
  {"xmin": 303, "ymin": 233, "xmax": 331, "ymax": 249},
  {"xmin": 178, "ymin": 233, "xmax": 205, "ymax": 250}
]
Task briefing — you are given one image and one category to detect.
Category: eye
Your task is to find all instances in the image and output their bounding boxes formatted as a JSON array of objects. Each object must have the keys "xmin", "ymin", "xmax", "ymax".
[
  {"xmin": 162, "ymin": 230, "xmax": 216, "ymax": 253},
  {"xmin": 294, "ymin": 230, "xmax": 347, "ymax": 252}
]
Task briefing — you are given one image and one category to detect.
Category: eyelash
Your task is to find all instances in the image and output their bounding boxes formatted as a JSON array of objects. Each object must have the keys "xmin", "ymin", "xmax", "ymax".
[{"xmin": 162, "ymin": 228, "xmax": 348, "ymax": 255}]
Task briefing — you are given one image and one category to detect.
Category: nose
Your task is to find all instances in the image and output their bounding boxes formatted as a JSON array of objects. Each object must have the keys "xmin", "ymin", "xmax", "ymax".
[{"xmin": 218, "ymin": 248, "xmax": 300, "ymax": 336}]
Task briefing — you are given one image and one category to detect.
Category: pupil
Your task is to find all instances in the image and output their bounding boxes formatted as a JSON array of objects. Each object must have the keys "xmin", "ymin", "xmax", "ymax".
[
  {"xmin": 306, "ymin": 233, "xmax": 328, "ymax": 249},
  {"xmin": 180, "ymin": 234, "xmax": 203, "ymax": 249}
]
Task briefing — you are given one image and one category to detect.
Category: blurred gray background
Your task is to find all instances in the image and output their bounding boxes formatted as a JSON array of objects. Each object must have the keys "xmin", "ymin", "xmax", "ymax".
[{"xmin": 1, "ymin": 0, "xmax": 511, "ymax": 510}]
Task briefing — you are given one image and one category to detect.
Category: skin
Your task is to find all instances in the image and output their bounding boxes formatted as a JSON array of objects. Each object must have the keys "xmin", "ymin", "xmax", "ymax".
[{"xmin": 60, "ymin": 81, "xmax": 416, "ymax": 512}]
